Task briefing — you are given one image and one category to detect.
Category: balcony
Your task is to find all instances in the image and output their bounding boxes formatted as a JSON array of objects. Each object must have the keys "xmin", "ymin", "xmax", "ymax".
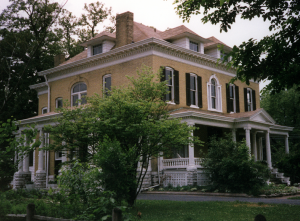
[{"xmin": 162, "ymin": 158, "xmax": 203, "ymax": 170}]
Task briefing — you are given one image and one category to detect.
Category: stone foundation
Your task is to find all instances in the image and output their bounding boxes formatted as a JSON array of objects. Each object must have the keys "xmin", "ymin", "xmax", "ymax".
[
  {"xmin": 35, "ymin": 171, "xmax": 46, "ymax": 189},
  {"xmin": 14, "ymin": 172, "xmax": 31, "ymax": 189}
]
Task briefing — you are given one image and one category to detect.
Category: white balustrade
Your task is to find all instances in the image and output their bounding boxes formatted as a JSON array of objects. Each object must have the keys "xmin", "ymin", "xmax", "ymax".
[{"xmin": 162, "ymin": 158, "xmax": 202, "ymax": 169}]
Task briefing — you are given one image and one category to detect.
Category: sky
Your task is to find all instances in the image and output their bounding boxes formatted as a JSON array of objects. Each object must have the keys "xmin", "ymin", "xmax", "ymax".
[{"xmin": 0, "ymin": 0, "xmax": 272, "ymax": 90}]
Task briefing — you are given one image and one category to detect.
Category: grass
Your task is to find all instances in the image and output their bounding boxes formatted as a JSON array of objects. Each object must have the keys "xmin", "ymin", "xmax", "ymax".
[
  {"xmin": 288, "ymin": 196, "xmax": 300, "ymax": 200},
  {"xmin": 132, "ymin": 200, "xmax": 300, "ymax": 221},
  {"xmin": 2, "ymin": 189, "xmax": 300, "ymax": 221}
]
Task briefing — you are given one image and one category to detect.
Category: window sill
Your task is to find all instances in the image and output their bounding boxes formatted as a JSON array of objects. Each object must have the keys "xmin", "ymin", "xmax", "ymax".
[
  {"xmin": 167, "ymin": 101, "xmax": 176, "ymax": 105},
  {"xmin": 190, "ymin": 105, "xmax": 199, "ymax": 109},
  {"xmin": 208, "ymin": 108, "xmax": 223, "ymax": 113}
]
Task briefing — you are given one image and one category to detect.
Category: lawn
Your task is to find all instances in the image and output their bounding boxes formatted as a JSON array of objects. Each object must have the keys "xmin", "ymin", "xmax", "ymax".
[
  {"xmin": 2, "ymin": 189, "xmax": 300, "ymax": 221},
  {"xmin": 132, "ymin": 200, "xmax": 300, "ymax": 221}
]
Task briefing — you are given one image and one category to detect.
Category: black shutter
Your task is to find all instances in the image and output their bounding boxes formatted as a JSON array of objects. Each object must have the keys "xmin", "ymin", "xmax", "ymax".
[
  {"xmin": 174, "ymin": 70, "xmax": 180, "ymax": 104},
  {"xmin": 252, "ymin": 89, "xmax": 256, "ymax": 111},
  {"xmin": 197, "ymin": 75, "xmax": 202, "ymax": 108},
  {"xmin": 160, "ymin": 67, "xmax": 166, "ymax": 101},
  {"xmin": 244, "ymin": 88, "xmax": 248, "ymax": 112},
  {"xmin": 226, "ymin": 83, "xmax": 230, "ymax": 113},
  {"xmin": 186, "ymin": 73, "xmax": 191, "ymax": 106},
  {"xmin": 235, "ymin": 85, "xmax": 240, "ymax": 113}
]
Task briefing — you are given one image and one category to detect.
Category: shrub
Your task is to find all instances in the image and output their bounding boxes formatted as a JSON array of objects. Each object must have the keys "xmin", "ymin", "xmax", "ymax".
[{"xmin": 201, "ymin": 134, "xmax": 270, "ymax": 194}]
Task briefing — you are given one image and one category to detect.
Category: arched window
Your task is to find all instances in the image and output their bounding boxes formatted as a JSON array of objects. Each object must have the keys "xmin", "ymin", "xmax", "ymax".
[
  {"xmin": 207, "ymin": 75, "xmax": 222, "ymax": 112},
  {"xmin": 71, "ymin": 82, "xmax": 87, "ymax": 106}
]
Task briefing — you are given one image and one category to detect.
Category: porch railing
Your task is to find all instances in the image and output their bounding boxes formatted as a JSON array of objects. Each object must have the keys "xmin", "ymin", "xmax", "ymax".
[{"xmin": 162, "ymin": 158, "xmax": 203, "ymax": 169}]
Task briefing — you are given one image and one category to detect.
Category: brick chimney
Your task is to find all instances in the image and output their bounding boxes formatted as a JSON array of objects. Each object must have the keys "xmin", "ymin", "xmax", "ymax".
[
  {"xmin": 115, "ymin": 11, "xmax": 134, "ymax": 48},
  {"xmin": 54, "ymin": 54, "xmax": 65, "ymax": 67}
]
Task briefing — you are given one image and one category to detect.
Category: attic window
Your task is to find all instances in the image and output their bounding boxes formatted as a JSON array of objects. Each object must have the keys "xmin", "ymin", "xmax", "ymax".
[
  {"xmin": 93, "ymin": 44, "xmax": 102, "ymax": 55},
  {"xmin": 220, "ymin": 52, "xmax": 228, "ymax": 62},
  {"xmin": 189, "ymin": 41, "xmax": 198, "ymax": 52}
]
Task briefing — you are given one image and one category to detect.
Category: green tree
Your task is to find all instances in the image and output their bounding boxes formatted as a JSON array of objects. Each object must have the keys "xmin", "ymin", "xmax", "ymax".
[
  {"xmin": 202, "ymin": 134, "xmax": 270, "ymax": 194},
  {"xmin": 45, "ymin": 66, "xmax": 196, "ymax": 206},
  {"xmin": 79, "ymin": 1, "xmax": 112, "ymax": 39},
  {"xmin": 0, "ymin": 118, "xmax": 18, "ymax": 191},
  {"xmin": 174, "ymin": 0, "xmax": 300, "ymax": 92}
]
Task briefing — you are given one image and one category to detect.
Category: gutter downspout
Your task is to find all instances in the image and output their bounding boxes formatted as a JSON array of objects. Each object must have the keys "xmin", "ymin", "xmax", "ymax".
[{"xmin": 44, "ymin": 75, "xmax": 50, "ymax": 112}]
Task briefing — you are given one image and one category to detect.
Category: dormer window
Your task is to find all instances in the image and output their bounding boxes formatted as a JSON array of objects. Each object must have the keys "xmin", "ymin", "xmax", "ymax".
[
  {"xmin": 189, "ymin": 41, "xmax": 198, "ymax": 52},
  {"xmin": 93, "ymin": 44, "xmax": 102, "ymax": 55},
  {"xmin": 220, "ymin": 52, "xmax": 228, "ymax": 62}
]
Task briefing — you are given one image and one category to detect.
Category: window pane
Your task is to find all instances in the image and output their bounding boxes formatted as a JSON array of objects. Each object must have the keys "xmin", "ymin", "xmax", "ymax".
[
  {"xmin": 211, "ymin": 85, "xmax": 216, "ymax": 96},
  {"xmin": 212, "ymin": 97, "xmax": 216, "ymax": 109},
  {"xmin": 229, "ymin": 85, "xmax": 234, "ymax": 98},
  {"xmin": 73, "ymin": 84, "xmax": 80, "ymax": 93},
  {"xmin": 166, "ymin": 86, "xmax": 172, "ymax": 101},
  {"xmin": 57, "ymin": 99, "xmax": 63, "ymax": 108},
  {"xmin": 72, "ymin": 94, "xmax": 78, "ymax": 106},
  {"xmin": 247, "ymin": 90, "xmax": 251, "ymax": 102},
  {"xmin": 190, "ymin": 41, "xmax": 198, "ymax": 52},
  {"xmin": 190, "ymin": 91, "xmax": 195, "ymax": 105},
  {"xmin": 190, "ymin": 75, "xmax": 196, "ymax": 90},
  {"xmin": 93, "ymin": 44, "xmax": 102, "ymax": 55},
  {"xmin": 81, "ymin": 92, "xmax": 87, "ymax": 104},
  {"xmin": 79, "ymin": 83, "xmax": 87, "ymax": 91},
  {"xmin": 165, "ymin": 70, "xmax": 172, "ymax": 85},
  {"xmin": 105, "ymin": 77, "xmax": 111, "ymax": 91}
]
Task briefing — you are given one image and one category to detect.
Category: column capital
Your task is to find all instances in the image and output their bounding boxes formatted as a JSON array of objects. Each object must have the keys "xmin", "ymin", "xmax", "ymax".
[
  {"xmin": 286, "ymin": 134, "xmax": 289, "ymax": 138},
  {"xmin": 186, "ymin": 121, "xmax": 195, "ymax": 126},
  {"xmin": 244, "ymin": 126, "xmax": 251, "ymax": 131}
]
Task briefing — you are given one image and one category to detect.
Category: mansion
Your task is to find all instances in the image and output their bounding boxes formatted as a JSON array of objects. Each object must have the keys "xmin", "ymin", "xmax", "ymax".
[{"xmin": 14, "ymin": 11, "xmax": 293, "ymax": 189}]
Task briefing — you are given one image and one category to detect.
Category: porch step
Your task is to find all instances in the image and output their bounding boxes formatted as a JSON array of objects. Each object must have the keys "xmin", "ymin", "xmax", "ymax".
[{"xmin": 270, "ymin": 167, "xmax": 290, "ymax": 186}]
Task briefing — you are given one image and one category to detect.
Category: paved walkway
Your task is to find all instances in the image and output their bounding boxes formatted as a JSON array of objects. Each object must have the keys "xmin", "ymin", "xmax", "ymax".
[{"xmin": 137, "ymin": 192, "xmax": 300, "ymax": 205}]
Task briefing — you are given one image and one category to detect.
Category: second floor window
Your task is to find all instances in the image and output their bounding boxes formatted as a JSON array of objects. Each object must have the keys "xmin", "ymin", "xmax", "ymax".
[
  {"xmin": 186, "ymin": 73, "xmax": 202, "ymax": 108},
  {"xmin": 93, "ymin": 44, "xmax": 102, "ymax": 55},
  {"xmin": 189, "ymin": 41, "xmax": 198, "ymax": 52},
  {"xmin": 161, "ymin": 67, "xmax": 179, "ymax": 104},
  {"xmin": 103, "ymin": 74, "xmax": 111, "ymax": 97},
  {"xmin": 71, "ymin": 82, "xmax": 87, "ymax": 106},
  {"xmin": 207, "ymin": 75, "xmax": 222, "ymax": 112},
  {"xmin": 226, "ymin": 84, "xmax": 240, "ymax": 113},
  {"xmin": 244, "ymin": 88, "xmax": 256, "ymax": 112}
]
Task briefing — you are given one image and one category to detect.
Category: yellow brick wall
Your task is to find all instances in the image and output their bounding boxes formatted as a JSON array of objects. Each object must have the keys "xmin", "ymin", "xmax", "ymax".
[
  {"xmin": 38, "ymin": 94, "xmax": 48, "ymax": 115},
  {"xmin": 47, "ymin": 56, "xmax": 153, "ymax": 112},
  {"xmin": 152, "ymin": 55, "xmax": 260, "ymax": 112},
  {"xmin": 38, "ymin": 54, "xmax": 259, "ymax": 115}
]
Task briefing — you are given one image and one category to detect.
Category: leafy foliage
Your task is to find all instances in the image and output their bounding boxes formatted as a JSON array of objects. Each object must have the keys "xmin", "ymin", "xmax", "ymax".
[
  {"xmin": 0, "ymin": 118, "xmax": 18, "ymax": 191},
  {"xmin": 201, "ymin": 134, "xmax": 270, "ymax": 194},
  {"xmin": 174, "ymin": 0, "xmax": 300, "ymax": 92}
]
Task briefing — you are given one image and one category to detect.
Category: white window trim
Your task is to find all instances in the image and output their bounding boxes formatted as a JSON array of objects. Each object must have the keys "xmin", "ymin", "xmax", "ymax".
[
  {"xmin": 189, "ymin": 73, "xmax": 199, "ymax": 109},
  {"xmin": 42, "ymin": 107, "xmax": 48, "ymax": 114},
  {"xmin": 189, "ymin": 41, "xmax": 199, "ymax": 52},
  {"xmin": 229, "ymin": 84, "xmax": 236, "ymax": 113},
  {"xmin": 71, "ymin": 82, "xmax": 87, "ymax": 107},
  {"xmin": 246, "ymin": 88, "xmax": 253, "ymax": 111},
  {"xmin": 207, "ymin": 75, "xmax": 222, "ymax": 112},
  {"xmin": 166, "ymin": 67, "xmax": 175, "ymax": 105},
  {"xmin": 103, "ymin": 74, "xmax": 112, "ymax": 97},
  {"xmin": 55, "ymin": 97, "xmax": 63, "ymax": 108}
]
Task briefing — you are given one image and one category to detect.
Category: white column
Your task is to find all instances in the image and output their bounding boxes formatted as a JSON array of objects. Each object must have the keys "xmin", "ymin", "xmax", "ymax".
[
  {"xmin": 285, "ymin": 135, "xmax": 289, "ymax": 154},
  {"xmin": 187, "ymin": 122, "xmax": 196, "ymax": 171},
  {"xmin": 232, "ymin": 128, "xmax": 237, "ymax": 142},
  {"xmin": 159, "ymin": 152, "xmax": 163, "ymax": 171},
  {"xmin": 147, "ymin": 156, "xmax": 152, "ymax": 172},
  {"xmin": 18, "ymin": 152, "xmax": 23, "ymax": 173},
  {"xmin": 265, "ymin": 130, "xmax": 272, "ymax": 168},
  {"xmin": 23, "ymin": 135, "xmax": 30, "ymax": 173},
  {"xmin": 252, "ymin": 132, "xmax": 257, "ymax": 161},
  {"xmin": 244, "ymin": 127, "xmax": 251, "ymax": 155},
  {"xmin": 258, "ymin": 137, "xmax": 263, "ymax": 161},
  {"xmin": 38, "ymin": 129, "xmax": 45, "ymax": 172}
]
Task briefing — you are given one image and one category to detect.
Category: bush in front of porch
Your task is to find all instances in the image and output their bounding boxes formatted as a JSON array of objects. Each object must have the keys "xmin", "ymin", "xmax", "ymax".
[{"xmin": 201, "ymin": 134, "xmax": 270, "ymax": 194}]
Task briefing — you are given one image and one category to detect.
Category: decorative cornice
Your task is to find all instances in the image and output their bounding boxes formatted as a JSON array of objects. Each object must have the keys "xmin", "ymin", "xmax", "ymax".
[{"xmin": 38, "ymin": 38, "xmax": 236, "ymax": 80}]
